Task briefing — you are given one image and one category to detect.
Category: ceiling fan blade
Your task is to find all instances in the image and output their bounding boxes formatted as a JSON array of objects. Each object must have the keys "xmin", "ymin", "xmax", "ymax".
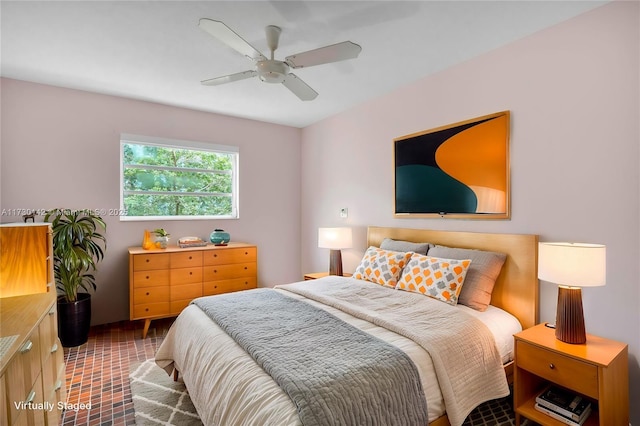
[
  {"xmin": 199, "ymin": 19, "xmax": 266, "ymax": 61},
  {"xmin": 285, "ymin": 41, "xmax": 362, "ymax": 69},
  {"xmin": 282, "ymin": 73, "xmax": 318, "ymax": 101},
  {"xmin": 201, "ymin": 70, "xmax": 257, "ymax": 86}
]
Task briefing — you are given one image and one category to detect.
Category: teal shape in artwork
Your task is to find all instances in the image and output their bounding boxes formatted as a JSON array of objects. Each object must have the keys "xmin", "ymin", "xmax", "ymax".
[{"xmin": 395, "ymin": 165, "xmax": 477, "ymax": 213}]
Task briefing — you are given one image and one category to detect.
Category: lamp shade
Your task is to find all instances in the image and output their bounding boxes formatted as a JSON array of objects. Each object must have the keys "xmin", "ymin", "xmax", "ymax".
[
  {"xmin": 318, "ymin": 227, "xmax": 352, "ymax": 250},
  {"xmin": 538, "ymin": 242, "xmax": 606, "ymax": 287}
]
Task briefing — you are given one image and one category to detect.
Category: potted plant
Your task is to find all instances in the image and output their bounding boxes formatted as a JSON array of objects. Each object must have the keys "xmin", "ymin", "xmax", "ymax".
[
  {"xmin": 45, "ymin": 208, "xmax": 107, "ymax": 347},
  {"xmin": 153, "ymin": 228, "xmax": 170, "ymax": 249}
]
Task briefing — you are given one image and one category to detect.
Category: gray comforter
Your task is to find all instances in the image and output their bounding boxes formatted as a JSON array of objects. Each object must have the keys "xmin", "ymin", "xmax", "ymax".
[{"xmin": 193, "ymin": 288, "xmax": 428, "ymax": 426}]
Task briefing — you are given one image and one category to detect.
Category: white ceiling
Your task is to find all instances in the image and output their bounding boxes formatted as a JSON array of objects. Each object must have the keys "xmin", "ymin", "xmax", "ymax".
[{"xmin": 1, "ymin": 1, "xmax": 606, "ymax": 128}]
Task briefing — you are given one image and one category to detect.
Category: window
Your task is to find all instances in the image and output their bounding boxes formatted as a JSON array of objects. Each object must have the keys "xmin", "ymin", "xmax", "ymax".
[{"xmin": 120, "ymin": 134, "xmax": 239, "ymax": 221}]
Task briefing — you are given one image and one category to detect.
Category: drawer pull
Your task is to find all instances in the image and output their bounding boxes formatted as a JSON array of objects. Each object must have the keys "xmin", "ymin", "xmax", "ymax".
[
  {"xmin": 20, "ymin": 340, "xmax": 33, "ymax": 353},
  {"xmin": 146, "ymin": 292, "xmax": 150, "ymax": 296},
  {"xmin": 146, "ymin": 259, "xmax": 150, "ymax": 263},
  {"xmin": 189, "ymin": 256, "xmax": 192, "ymax": 260},
  {"xmin": 549, "ymin": 363, "xmax": 555, "ymax": 369},
  {"xmin": 214, "ymin": 270, "xmax": 217, "ymax": 273},
  {"xmin": 214, "ymin": 254, "xmax": 217, "ymax": 257},
  {"xmin": 245, "ymin": 252, "xmax": 248, "ymax": 255},
  {"xmin": 189, "ymin": 272, "xmax": 193, "ymax": 275},
  {"xmin": 25, "ymin": 391, "xmax": 36, "ymax": 404},
  {"xmin": 244, "ymin": 266, "xmax": 248, "ymax": 270},
  {"xmin": 145, "ymin": 308, "xmax": 149, "ymax": 312},
  {"xmin": 54, "ymin": 380, "xmax": 62, "ymax": 391},
  {"xmin": 146, "ymin": 275, "xmax": 150, "ymax": 279},
  {"xmin": 51, "ymin": 343, "xmax": 58, "ymax": 353}
]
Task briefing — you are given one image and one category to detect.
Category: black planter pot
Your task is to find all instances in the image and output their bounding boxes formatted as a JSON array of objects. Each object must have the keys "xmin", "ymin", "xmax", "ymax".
[{"xmin": 57, "ymin": 293, "xmax": 92, "ymax": 347}]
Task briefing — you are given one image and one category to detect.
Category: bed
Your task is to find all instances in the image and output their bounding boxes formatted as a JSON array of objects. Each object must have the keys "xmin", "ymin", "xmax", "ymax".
[{"xmin": 155, "ymin": 227, "xmax": 539, "ymax": 426}]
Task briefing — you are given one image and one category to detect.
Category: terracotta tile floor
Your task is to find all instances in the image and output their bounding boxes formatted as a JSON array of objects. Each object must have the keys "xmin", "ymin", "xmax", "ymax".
[{"xmin": 60, "ymin": 318, "xmax": 174, "ymax": 426}]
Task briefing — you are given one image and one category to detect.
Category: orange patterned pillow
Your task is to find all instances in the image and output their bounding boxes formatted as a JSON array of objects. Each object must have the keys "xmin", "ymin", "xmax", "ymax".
[
  {"xmin": 396, "ymin": 254, "xmax": 472, "ymax": 305},
  {"xmin": 353, "ymin": 247, "xmax": 413, "ymax": 288}
]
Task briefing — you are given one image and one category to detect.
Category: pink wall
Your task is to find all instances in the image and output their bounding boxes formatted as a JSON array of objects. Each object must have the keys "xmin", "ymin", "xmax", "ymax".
[
  {"xmin": 0, "ymin": 78, "xmax": 302, "ymax": 325},
  {"xmin": 301, "ymin": 2, "xmax": 640, "ymax": 421}
]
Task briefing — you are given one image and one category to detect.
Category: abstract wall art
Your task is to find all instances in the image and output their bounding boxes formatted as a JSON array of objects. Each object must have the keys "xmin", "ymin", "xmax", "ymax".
[{"xmin": 394, "ymin": 111, "xmax": 510, "ymax": 219}]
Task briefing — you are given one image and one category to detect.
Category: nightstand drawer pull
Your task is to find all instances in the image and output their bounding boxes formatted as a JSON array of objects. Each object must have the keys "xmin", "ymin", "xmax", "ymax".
[{"xmin": 549, "ymin": 363, "xmax": 555, "ymax": 369}]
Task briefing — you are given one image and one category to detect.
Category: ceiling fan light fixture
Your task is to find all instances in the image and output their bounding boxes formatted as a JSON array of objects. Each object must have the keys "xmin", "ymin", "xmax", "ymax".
[{"xmin": 257, "ymin": 60, "xmax": 289, "ymax": 84}]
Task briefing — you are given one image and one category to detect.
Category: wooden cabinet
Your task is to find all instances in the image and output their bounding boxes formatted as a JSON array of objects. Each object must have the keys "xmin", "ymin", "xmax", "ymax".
[
  {"xmin": 0, "ymin": 224, "xmax": 52, "ymax": 298},
  {"xmin": 514, "ymin": 323, "xmax": 628, "ymax": 426},
  {"xmin": 129, "ymin": 243, "xmax": 257, "ymax": 338},
  {"xmin": 0, "ymin": 224, "xmax": 67, "ymax": 426},
  {"xmin": 1, "ymin": 223, "xmax": 66, "ymax": 426},
  {"xmin": 2, "ymin": 298, "xmax": 64, "ymax": 426}
]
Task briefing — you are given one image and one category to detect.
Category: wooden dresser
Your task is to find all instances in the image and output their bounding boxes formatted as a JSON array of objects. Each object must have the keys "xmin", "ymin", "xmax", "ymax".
[
  {"xmin": 1, "ymin": 224, "xmax": 67, "ymax": 426},
  {"xmin": 129, "ymin": 242, "xmax": 257, "ymax": 338}
]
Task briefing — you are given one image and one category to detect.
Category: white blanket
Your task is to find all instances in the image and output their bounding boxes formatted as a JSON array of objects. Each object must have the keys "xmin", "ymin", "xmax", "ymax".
[{"xmin": 156, "ymin": 276, "xmax": 509, "ymax": 426}]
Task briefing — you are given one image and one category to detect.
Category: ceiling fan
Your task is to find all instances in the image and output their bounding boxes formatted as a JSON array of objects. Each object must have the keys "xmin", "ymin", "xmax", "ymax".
[{"xmin": 199, "ymin": 19, "xmax": 362, "ymax": 101}]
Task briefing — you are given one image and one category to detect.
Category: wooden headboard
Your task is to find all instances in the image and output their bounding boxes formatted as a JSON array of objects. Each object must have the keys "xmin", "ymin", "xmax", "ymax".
[{"xmin": 367, "ymin": 227, "xmax": 539, "ymax": 329}]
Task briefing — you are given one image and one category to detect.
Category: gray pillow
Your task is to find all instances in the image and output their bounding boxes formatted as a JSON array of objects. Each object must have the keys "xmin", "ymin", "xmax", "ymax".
[
  {"xmin": 428, "ymin": 245, "xmax": 507, "ymax": 311},
  {"xmin": 379, "ymin": 238, "xmax": 432, "ymax": 255}
]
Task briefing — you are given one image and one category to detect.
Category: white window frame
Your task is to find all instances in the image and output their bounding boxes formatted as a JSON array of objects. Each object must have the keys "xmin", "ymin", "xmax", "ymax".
[{"xmin": 119, "ymin": 134, "xmax": 239, "ymax": 221}]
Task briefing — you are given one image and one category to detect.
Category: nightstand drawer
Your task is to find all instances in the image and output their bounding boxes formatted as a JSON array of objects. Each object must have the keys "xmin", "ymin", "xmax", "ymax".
[{"xmin": 516, "ymin": 340, "xmax": 598, "ymax": 398}]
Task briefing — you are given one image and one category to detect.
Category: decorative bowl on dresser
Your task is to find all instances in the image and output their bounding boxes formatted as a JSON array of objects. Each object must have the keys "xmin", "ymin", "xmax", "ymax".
[{"xmin": 129, "ymin": 242, "xmax": 258, "ymax": 338}]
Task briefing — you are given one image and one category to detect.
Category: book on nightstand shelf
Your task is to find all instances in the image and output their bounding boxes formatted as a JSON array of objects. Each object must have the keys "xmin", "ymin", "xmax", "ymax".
[
  {"xmin": 535, "ymin": 385, "xmax": 592, "ymax": 424},
  {"xmin": 535, "ymin": 402, "xmax": 592, "ymax": 426}
]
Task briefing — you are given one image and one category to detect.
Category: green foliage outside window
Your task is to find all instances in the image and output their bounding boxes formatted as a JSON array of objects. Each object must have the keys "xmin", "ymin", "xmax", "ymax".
[{"xmin": 121, "ymin": 142, "xmax": 237, "ymax": 218}]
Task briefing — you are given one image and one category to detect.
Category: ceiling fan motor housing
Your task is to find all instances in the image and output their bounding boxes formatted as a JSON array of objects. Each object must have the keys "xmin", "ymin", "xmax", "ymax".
[{"xmin": 257, "ymin": 60, "xmax": 289, "ymax": 83}]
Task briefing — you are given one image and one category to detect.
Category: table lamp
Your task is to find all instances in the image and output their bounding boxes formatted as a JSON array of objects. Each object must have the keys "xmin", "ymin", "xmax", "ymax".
[
  {"xmin": 318, "ymin": 227, "xmax": 352, "ymax": 276},
  {"xmin": 538, "ymin": 242, "xmax": 606, "ymax": 344}
]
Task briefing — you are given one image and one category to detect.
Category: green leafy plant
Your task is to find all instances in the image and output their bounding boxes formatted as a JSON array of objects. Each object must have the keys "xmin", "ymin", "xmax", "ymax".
[
  {"xmin": 153, "ymin": 228, "xmax": 170, "ymax": 237},
  {"xmin": 44, "ymin": 208, "xmax": 107, "ymax": 303}
]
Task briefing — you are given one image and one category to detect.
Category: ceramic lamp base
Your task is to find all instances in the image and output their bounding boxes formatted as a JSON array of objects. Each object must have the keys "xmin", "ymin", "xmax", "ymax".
[{"xmin": 555, "ymin": 286, "xmax": 586, "ymax": 344}]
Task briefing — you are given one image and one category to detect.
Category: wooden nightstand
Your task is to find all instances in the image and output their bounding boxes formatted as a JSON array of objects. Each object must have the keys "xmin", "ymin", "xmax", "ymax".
[
  {"xmin": 513, "ymin": 323, "xmax": 628, "ymax": 426},
  {"xmin": 303, "ymin": 272, "xmax": 352, "ymax": 280}
]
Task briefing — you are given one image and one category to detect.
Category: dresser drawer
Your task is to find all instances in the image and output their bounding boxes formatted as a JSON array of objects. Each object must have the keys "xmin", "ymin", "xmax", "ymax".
[
  {"xmin": 134, "ymin": 286, "xmax": 170, "ymax": 305},
  {"xmin": 203, "ymin": 247, "xmax": 257, "ymax": 266},
  {"xmin": 170, "ymin": 251, "xmax": 203, "ymax": 269},
  {"xmin": 203, "ymin": 277, "xmax": 257, "ymax": 296},
  {"xmin": 203, "ymin": 263, "xmax": 256, "ymax": 281},
  {"xmin": 133, "ymin": 253, "xmax": 170, "ymax": 271},
  {"xmin": 170, "ymin": 283, "xmax": 202, "ymax": 302},
  {"xmin": 133, "ymin": 270, "xmax": 170, "ymax": 288},
  {"xmin": 170, "ymin": 267, "xmax": 203, "ymax": 285},
  {"xmin": 133, "ymin": 302, "xmax": 170, "ymax": 319},
  {"xmin": 516, "ymin": 340, "xmax": 598, "ymax": 398}
]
